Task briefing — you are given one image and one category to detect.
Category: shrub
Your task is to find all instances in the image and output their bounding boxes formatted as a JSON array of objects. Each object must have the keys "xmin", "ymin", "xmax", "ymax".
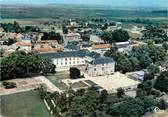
[{"xmin": 3, "ymin": 81, "xmax": 17, "ymax": 89}]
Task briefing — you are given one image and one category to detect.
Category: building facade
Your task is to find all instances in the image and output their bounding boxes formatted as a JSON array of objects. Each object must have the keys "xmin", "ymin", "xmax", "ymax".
[
  {"xmin": 40, "ymin": 50, "xmax": 86, "ymax": 71},
  {"xmin": 86, "ymin": 57, "xmax": 115, "ymax": 77}
]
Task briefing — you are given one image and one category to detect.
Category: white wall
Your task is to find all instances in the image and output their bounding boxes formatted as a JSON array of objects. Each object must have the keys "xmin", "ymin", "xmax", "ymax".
[{"xmin": 53, "ymin": 57, "xmax": 85, "ymax": 71}]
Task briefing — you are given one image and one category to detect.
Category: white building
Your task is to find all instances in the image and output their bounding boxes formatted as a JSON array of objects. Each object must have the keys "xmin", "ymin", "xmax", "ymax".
[
  {"xmin": 86, "ymin": 57, "xmax": 115, "ymax": 77},
  {"xmin": 115, "ymin": 41, "xmax": 130, "ymax": 54},
  {"xmin": 64, "ymin": 33, "xmax": 81, "ymax": 42},
  {"xmin": 40, "ymin": 50, "xmax": 86, "ymax": 71}
]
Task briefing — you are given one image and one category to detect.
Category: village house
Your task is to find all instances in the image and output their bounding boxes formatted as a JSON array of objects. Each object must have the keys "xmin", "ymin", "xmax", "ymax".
[
  {"xmin": 14, "ymin": 42, "xmax": 32, "ymax": 52},
  {"xmin": 91, "ymin": 44, "xmax": 112, "ymax": 55},
  {"xmin": 90, "ymin": 34, "xmax": 104, "ymax": 43},
  {"xmin": 64, "ymin": 32, "xmax": 81, "ymax": 42},
  {"xmin": 86, "ymin": 57, "xmax": 115, "ymax": 77},
  {"xmin": 35, "ymin": 43, "xmax": 64, "ymax": 53},
  {"xmin": 115, "ymin": 41, "xmax": 130, "ymax": 54}
]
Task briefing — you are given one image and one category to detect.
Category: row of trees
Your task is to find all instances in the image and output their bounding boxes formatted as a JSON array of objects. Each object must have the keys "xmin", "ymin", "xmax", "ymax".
[
  {"xmin": 1, "ymin": 21, "xmax": 40, "ymax": 33},
  {"xmin": 1, "ymin": 51, "xmax": 55, "ymax": 80},
  {"xmin": 101, "ymin": 29, "xmax": 130, "ymax": 43},
  {"xmin": 105, "ymin": 43, "xmax": 167, "ymax": 73},
  {"xmin": 38, "ymin": 86, "xmax": 163, "ymax": 117}
]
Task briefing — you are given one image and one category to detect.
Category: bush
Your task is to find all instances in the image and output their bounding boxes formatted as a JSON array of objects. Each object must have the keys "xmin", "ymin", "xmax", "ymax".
[
  {"xmin": 69, "ymin": 67, "xmax": 81, "ymax": 79},
  {"xmin": 3, "ymin": 81, "xmax": 17, "ymax": 89}
]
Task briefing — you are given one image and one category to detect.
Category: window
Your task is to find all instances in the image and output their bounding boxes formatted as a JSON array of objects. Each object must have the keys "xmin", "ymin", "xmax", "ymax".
[
  {"xmin": 102, "ymin": 67, "xmax": 104, "ymax": 70},
  {"xmin": 94, "ymin": 68, "xmax": 96, "ymax": 71},
  {"xmin": 65, "ymin": 58, "xmax": 67, "ymax": 61}
]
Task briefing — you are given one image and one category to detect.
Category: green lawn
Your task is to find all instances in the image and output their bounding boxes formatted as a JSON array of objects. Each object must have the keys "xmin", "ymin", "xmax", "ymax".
[
  {"xmin": 1, "ymin": 90, "xmax": 50, "ymax": 117},
  {"xmin": 46, "ymin": 71, "xmax": 69, "ymax": 91}
]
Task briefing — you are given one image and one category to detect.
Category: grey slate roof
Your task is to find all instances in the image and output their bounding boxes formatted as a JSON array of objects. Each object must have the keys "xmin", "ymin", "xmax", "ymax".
[
  {"xmin": 89, "ymin": 57, "xmax": 114, "ymax": 65},
  {"xmin": 65, "ymin": 43, "xmax": 79, "ymax": 50},
  {"xmin": 86, "ymin": 51, "xmax": 101, "ymax": 59},
  {"xmin": 40, "ymin": 50, "xmax": 86, "ymax": 58}
]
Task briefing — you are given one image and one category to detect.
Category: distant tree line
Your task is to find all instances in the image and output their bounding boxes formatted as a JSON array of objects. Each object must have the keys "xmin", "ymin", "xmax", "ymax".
[
  {"xmin": 120, "ymin": 18, "xmax": 152, "ymax": 24},
  {"xmin": 1, "ymin": 51, "xmax": 55, "ymax": 80},
  {"xmin": 1, "ymin": 21, "xmax": 41, "ymax": 33}
]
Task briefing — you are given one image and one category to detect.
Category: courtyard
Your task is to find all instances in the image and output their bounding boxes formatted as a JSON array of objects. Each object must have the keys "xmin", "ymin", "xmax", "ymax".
[{"xmin": 62, "ymin": 72, "xmax": 140, "ymax": 93}]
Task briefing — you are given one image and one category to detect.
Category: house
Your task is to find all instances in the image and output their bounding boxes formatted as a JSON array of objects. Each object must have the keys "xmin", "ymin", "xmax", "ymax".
[
  {"xmin": 90, "ymin": 35, "xmax": 104, "ymax": 43},
  {"xmin": 40, "ymin": 50, "xmax": 86, "ymax": 71},
  {"xmin": 126, "ymin": 70, "xmax": 145, "ymax": 81},
  {"xmin": 21, "ymin": 36, "xmax": 32, "ymax": 43},
  {"xmin": 64, "ymin": 33, "xmax": 81, "ymax": 42},
  {"xmin": 115, "ymin": 41, "xmax": 130, "ymax": 53},
  {"xmin": 91, "ymin": 44, "xmax": 112, "ymax": 55},
  {"xmin": 15, "ymin": 42, "xmax": 32, "ymax": 52},
  {"xmin": 35, "ymin": 43, "xmax": 64, "ymax": 53},
  {"xmin": 86, "ymin": 57, "xmax": 115, "ymax": 77}
]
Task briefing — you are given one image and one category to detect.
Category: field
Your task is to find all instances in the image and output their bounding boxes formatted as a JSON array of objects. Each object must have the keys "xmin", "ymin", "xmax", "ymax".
[
  {"xmin": 46, "ymin": 71, "xmax": 69, "ymax": 91},
  {"xmin": 1, "ymin": 91, "xmax": 50, "ymax": 117},
  {"xmin": 1, "ymin": 5, "xmax": 168, "ymax": 25}
]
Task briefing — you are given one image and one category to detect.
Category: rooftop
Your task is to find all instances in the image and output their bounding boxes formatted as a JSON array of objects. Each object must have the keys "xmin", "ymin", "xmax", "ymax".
[
  {"xmin": 40, "ymin": 50, "xmax": 86, "ymax": 58},
  {"xmin": 92, "ymin": 44, "xmax": 112, "ymax": 49},
  {"xmin": 89, "ymin": 57, "xmax": 114, "ymax": 65},
  {"xmin": 15, "ymin": 42, "xmax": 32, "ymax": 46},
  {"xmin": 65, "ymin": 43, "xmax": 79, "ymax": 50},
  {"xmin": 86, "ymin": 51, "xmax": 101, "ymax": 59}
]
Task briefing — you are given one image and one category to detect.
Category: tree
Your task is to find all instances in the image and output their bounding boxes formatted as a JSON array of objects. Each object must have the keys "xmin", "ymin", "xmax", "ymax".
[
  {"xmin": 107, "ymin": 98, "xmax": 145, "ymax": 117},
  {"xmin": 69, "ymin": 67, "xmax": 81, "ymax": 79},
  {"xmin": 144, "ymin": 72, "xmax": 154, "ymax": 81},
  {"xmin": 99, "ymin": 90, "xmax": 108, "ymax": 103},
  {"xmin": 162, "ymin": 42, "xmax": 168, "ymax": 52},
  {"xmin": 101, "ymin": 29, "xmax": 130, "ymax": 43},
  {"xmin": 147, "ymin": 64, "xmax": 160, "ymax": 75},
  {"xmin": 3, "ymin": 38, "xmax": 16, "ymax": 46},
  {"xmin": 154, "ymin": 71, "xmax": 168, "ymax": 93},
  {"xmin": 0, "ymin": 51, "xmax": 55, "ymax": 80},
  {"xmin": 62, "ymin": 25, "xmax": 68, "ymax": 34},
  {"xmin": 41, "ymin": 32, "xmax": 64, "ymax": 44},
  {"xmin": 129, "ymin": 57, "xmax": 141, "ymax": 71},
  {"xmin": 117, "ymin": 87, "xmax": 125, "ymax": 98},
  {"xmin": 105, "ymin": 47, "xmax": 133, "ymax": 73},
  {"xmin": 112, "ymin": 29, "xmax": 130, "ymax": 42},
  {"xmin": 101, "ymin": 31, "xmax": 113, "ymax": 43},
  {"xmin": 136, "ymin": 89, "xmax": 147, "ymax": 97},
  {"xmin": 157, "ymin": 99, "xmax": 167, "ymax": 110}
]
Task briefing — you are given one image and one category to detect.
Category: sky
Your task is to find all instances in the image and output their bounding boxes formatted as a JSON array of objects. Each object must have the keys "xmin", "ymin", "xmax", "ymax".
[{"xmin": 1, "ymin": 0, "xmax": 168, "ymax": 7}]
